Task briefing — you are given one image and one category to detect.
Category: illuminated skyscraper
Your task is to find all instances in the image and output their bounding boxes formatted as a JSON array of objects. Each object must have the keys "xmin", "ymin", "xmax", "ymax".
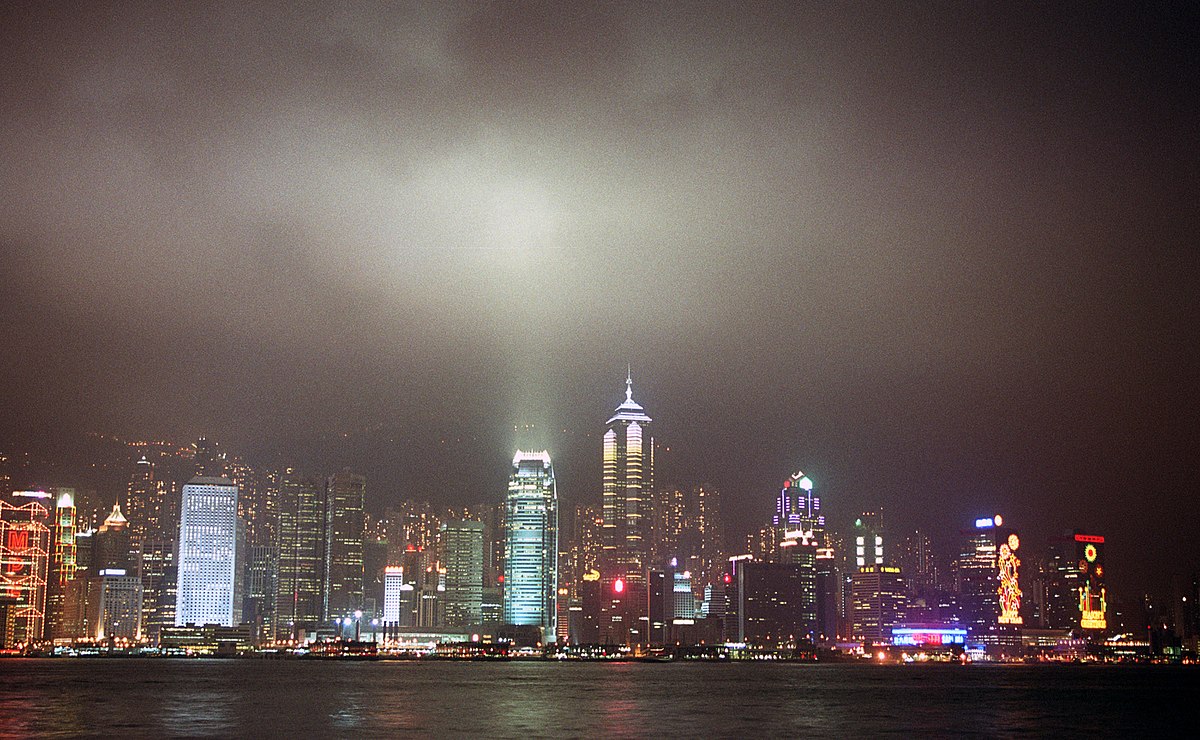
[
  {"xmin": 955, "ymin": 514, "xmax": 1022, "ymax": 653},
  {"xmin": 139, "ymin": 537, "xmax": 176, "ymax": 643},
  {"xmin": 89, "ymin": 505, "xmax": 143, "ymax": 642},
  {"xmin": 850, "ymin": 565, "xmax": 907, "ymax": 643},
  {"xmin": 175, "ymin": 477, "xmax": 241, "ymax": 627},
  {"xmin": 275, "ymin": 469, "xmax": 325, "ymax": 640},
  {"xmin": 854, "ymin": 511, "xmax": 885, "ymax": 570},
  {"xmin": 601, "ymin": 371, "xmax": 654, "ymax": 585},
  {"xmin": 504, "ymin": 450, "xmax": 558, "ymax": 642},
  {"xmin": 441, "ymin": 520, "xmax": 484, "ymax": 627},
  {"xmin": 0, "ymin": 491, "xmax": 52, "ymax": 647},
  {"xmin": 324, "ymin": 470, "xmax": 366, "ymax": 620},
  {"xmin": 45, "ymin": 491, "xmax": 77, "ymax": 639}
]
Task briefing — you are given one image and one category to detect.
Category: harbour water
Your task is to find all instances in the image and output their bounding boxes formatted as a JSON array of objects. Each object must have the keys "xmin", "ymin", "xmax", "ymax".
[{"xmin": 0, "ymin": 659, "xmax": 1194, "ymax": 737}]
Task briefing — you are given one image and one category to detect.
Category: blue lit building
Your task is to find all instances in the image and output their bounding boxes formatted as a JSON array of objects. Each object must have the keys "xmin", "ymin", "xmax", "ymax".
[{"xmin": 504, "ymin": 451, "xmax": 558, "ymax": 643}]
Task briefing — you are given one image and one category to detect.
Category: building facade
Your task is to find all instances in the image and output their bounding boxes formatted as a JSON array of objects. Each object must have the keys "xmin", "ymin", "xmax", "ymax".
[
  {"xmin": 275, "ymin": 469, "xmax": 324, "ymax": 640},
  {"xmin": 601, "ymin": 372, "xmax": 654, "ymax": 587},
  {"xmin": 441, "ymin": 520, "xmax": 484, "ymax": 627},
  {"xmin": 504, "ymin": 450, "xmax": 558, "ymax": 642},
  {"xmin": 175, "ymin": 477, "xmax": 240, "ymax": 627},
  {"xmin": 324, "ymin": 470, "xmax": 366, "ymax": 621}
]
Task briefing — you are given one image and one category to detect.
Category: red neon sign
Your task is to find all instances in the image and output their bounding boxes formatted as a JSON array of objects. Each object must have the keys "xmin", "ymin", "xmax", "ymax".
[{"xmin": 1073, "ymin": 534, "xmax": 1104, "ymax": 543}]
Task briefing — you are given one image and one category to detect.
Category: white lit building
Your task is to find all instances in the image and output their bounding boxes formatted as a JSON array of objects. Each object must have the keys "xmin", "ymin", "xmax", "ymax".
[{"xmin": 175, "ymin": 476, "xmax": 241, "ymax": 627}]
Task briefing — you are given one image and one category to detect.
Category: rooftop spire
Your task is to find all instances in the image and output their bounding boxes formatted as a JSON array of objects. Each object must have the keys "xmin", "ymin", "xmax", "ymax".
[
  {"xmin": 625, "ymin": 365, "xmax": 633, "ymax": 402},
  {"xmin": 102, "ymin": 501, "xmax": 128, "ymax": 529}
]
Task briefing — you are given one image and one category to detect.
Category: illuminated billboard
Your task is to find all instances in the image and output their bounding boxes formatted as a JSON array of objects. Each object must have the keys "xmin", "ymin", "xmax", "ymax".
[
  {"xmin": 996, "ymin": 532, "xmax": 1023, "ymax": 625},
  {"xmin": 1074, "ymin": 534, "xmax": 1106, "ymax": 630},
  {"xmin": 892, "ymin": 625, "xmax": 968, "ymax": 647}
]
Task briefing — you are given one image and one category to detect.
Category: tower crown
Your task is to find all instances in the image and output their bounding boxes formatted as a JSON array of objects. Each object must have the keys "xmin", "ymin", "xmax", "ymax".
[{"xmin": 607, "ymin": 371, "xmax": 652, "ymax": 424}]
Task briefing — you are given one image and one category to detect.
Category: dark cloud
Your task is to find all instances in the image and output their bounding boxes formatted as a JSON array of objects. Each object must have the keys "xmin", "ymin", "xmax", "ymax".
[{"xmin": 1, "ymin": 1, "xmax": 1197, "ymax": 593}]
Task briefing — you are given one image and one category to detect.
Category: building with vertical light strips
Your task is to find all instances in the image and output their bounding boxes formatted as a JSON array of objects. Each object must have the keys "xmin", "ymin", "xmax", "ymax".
[{"xmin": 504, "ymin": 450, "xmax": 558, "ymax": 643}]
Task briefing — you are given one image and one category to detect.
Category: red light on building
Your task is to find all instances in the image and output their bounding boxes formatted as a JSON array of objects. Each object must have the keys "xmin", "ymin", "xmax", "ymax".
[
  {"xmin": 1073, "ymin": 534, "xmax": 1105, "ymax": 544},
  {"xmin": 614, "ymin": 578, "xmax": 625, "ymax": 594},
  {"xmin": 723, "ymin": 573, "xmax": 731, "ymax": 584}
]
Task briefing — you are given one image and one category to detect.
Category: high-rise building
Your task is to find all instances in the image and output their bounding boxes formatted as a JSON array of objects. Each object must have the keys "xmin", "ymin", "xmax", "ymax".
[
  {"xmin": 814, "ymin": 547, "xmax": 841, "ymax": 643},
  {"xmin": 193, "ymin": 437, "xmax": 227, "ymax": 478},
  {"xmin": 324, "ymin": 470, "xmax": 366, "ymax": 621},
  {"xmin": 850, "ymin": 565, "xmax": 908, "ymax": 643},
  {"xmin": 175, "ymin": 477, "xmax": 241, "ymax": 627},
  {"xmin": 897, "ymin": 529, "xmax": 937, "ymax": 595},
  {"xmin": 955, "ymin": 514, "xmax": 1022, "ymax": 652},
  {"xmin": 601, "ymin": 372, "xmax": 654, "ymax": 587},
  {"xmin": 441, "ymin": 520, "xmax": 484, "ymax": 627},
  {"xmin": 93, "ymin": 502, "xmax": 132, "ymax": 573},
  {"xmin": 727, "ymin": 559, "xmax": 813, "ymax": 647},
  {"xmin": 0, "ymin": 491, "xmax": 52, "ymax": 647},
  {"xmin": 854, "ymin": 511, "xmax": 885, "ymax": 570},
  {"xmin": 88, "ymin": 572, "xmax": 143, "ymax": 641},
  {"xmin": 504, "ymin": 450, "xmax": 558, "ymax": 642},
  {"xmin": 245, "ymin": 544, "xmax": 279, "ymax": 640},
  {"xmin": 275, "ymin": 469, "xmax": 325, "ymax": 641},
  {"xmin": 45, "ymin": 491, "xmax": 77, "ymax": 640},
  {"xmin": 125, "ymin": 456, "xmax": 154, "ymax": 547},
  {"xmin": 89, "ymin": 506, "xmax": 143, "ymax": 643},
  {"xmin": 774, "ymin": 471, "xmax": 821, "ymax": 533},
  {"xmin": 139, "ymin": 537, "xmax": 176, "ymax": 643}
]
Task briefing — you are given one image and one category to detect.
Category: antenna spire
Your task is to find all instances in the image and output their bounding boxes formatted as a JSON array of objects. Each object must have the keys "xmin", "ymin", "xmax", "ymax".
[{"xmin": 625, "ymin": 365, "xmax": 633, "ymax": 402}]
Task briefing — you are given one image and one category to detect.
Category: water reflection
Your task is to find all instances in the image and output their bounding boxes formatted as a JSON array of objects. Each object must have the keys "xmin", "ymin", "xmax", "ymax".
[{"xmin": 0, "ymin": 659, "xmax": 1196, "ymax": 736}]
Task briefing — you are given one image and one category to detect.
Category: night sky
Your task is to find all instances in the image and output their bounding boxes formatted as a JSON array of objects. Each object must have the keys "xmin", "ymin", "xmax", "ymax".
[{"xmin": 1, "ymin": 2, "xmax": 1196, "ymax": 594}]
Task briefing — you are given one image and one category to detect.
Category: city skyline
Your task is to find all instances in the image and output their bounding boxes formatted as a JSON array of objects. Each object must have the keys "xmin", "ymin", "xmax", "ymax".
[{"xmin": 1, "ymin": 3, "xmax": 1195, "ymax": 612}]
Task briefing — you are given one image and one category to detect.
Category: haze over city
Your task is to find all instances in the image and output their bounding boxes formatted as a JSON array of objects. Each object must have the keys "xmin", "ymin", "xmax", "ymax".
[{"xmin": 2, "ymin": 0, "xmax": 1196, "ymax": 601}]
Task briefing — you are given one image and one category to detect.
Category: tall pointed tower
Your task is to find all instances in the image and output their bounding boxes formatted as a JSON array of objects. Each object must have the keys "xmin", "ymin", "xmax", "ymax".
[{"xmin": 601, "ymin": 370, "xmax": 654, "ymax": 587}]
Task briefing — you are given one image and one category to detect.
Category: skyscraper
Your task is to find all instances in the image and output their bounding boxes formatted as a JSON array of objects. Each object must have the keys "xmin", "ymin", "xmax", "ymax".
[
  {"xmin": 45, "ymin": 491, "xmax": 77, "ymax": 640},
  {"xmin": 850, "ymin": 565, "xmax": 907, "ymax": 643},
  {"xmin": 854, "ymin": 511, "xmax": 885, "ymax": 570},
  {"xmin": 0, "ymin": 491, "xmax": 52, "ymax": 647},
  {"xmin": 275, "ymin": 469, "xmax": 325, "ymax": 641},
  {"xmin": 441, "ymin": 520, "xmax": 484, "ymax": 627},
  {"xmin": 175, "ymin": 476, "xmax": 241, "ymax": 627},
  {"xmin": 601, "ymin": 371, "xmax": 654, "ymax": 586},
  {"xmin": 324, "ymin": 470, "xmax": 366, "ymax": 621},
  {"xmin": 125, "ymin": 455, "xmax": 154, "ymax": 547},
  {"xmin": 89, "ymin": 505, "xmax": 143, "ymax": 642},
  {"xmin": 955, "ymin": 514, "xmax": 1022, "ymax": 653},
  {"xmin": 504, "ymin": 450, "xmax": 559, "ymax": 642}
]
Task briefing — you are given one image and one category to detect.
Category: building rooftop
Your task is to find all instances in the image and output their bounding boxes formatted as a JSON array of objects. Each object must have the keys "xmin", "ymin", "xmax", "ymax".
[{"xmin": 186, "ymin": 476, "xmax": 236, "ymax": 486}]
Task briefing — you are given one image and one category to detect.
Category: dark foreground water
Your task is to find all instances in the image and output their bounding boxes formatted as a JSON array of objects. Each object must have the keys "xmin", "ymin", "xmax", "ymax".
[{"xmin": 0, "ymin": 659, "xmax": 1195, "ymax": 737}]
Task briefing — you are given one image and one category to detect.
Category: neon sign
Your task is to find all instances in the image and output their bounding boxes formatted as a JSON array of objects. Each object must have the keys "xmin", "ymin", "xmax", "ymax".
[
  {"xmin": 1079, "ymin": 586, "xmax": 1107, "ymax": 629},
  {"xmin": 996, "ymin": 534, "xmax": 1023, "ymax": 625},
  {"xmin": 892, "ymin": 627, "xmax": 968, "ymax": 646},
  {"xmin": 1075, "ymin": 533, "xmax": 1106, "ymax": 630}
]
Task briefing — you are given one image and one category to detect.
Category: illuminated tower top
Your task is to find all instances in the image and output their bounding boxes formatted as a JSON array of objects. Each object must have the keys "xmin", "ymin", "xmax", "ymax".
[
  {"xmin": 101, "ymin": 502, "xmax": 128, "ymax": 531},
  {"xmin": 607, "ymin": 368, "xmax": 652, "ymax": 425}
]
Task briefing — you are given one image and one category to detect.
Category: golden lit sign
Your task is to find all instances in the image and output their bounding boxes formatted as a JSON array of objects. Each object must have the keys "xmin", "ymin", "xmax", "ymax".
[
  {"xmin": 582, "ymin": 569, "xmax": 600, "ymax": 582},
  {"xmin": 1075, "ymin": 535, "xmax": 1106, "ymax": 630},
  {"xmin": 1079, "ymin": 586, "xmax": 1107, "ymax": 630},
  {"xmin": 997, "ymin": 537, "xmax": 1023, "ymax": 625}
]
